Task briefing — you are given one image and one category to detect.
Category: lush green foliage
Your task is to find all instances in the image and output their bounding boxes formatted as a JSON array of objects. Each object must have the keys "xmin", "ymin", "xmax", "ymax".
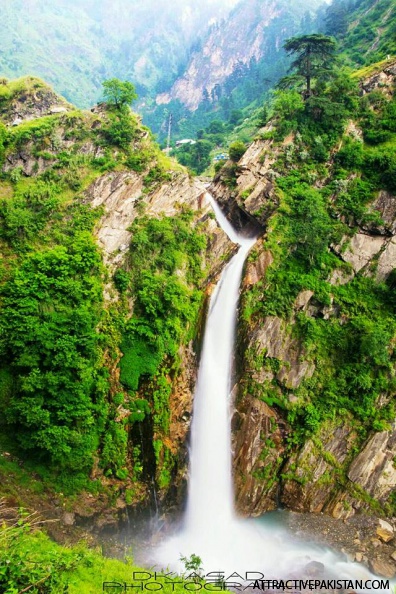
[
  {"xmin": 241, "ymin": 70, "xmax": 396, "ymax": 459},
  {"xmin": 119, "ymin": 212, "xmax": 206, "ymax": 391},
  {"xmin": 0, "ymin": 228, "xmax": 106, "ymax": 472},
  {"xmin": 0, "ymin": 505, "xmax": 190, "ymax": 593},
  {"xmin": 176, "ymin": 139, "xmax": 213, "ymax": 174},
  {"xmin": 229, "ymin": 141, "xmax": 246, "ymax": 162},
  {"xmin": 112, "ymin": 212, "xmax": 207, "ymax": 489},
  {"xmin": 282, "ymin": 34, "xmax": 337, "ymax": 95},
  {"xmin": 0, "ymin": 80, "xmax": 198, "ymax": 493},
  {"xmin": 102, "ymin": 78, "xmax": 137, "ymax": 108},
  {"xmin": 325, "ymin": 0, "xmax": 396, "ymax": 67}
]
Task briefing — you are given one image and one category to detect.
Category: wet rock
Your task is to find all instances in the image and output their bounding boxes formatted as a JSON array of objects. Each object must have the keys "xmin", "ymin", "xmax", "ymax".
[
  {"xmin": 368, "ymin": 558, "xmax": 396, "ymax": 578},
  {"xmin": 249, "ymin": 316, "xmax": 315, "ymax": 390},
  {"xmin": 377, "ymin": 519, "xmax": 394, "ymax": 543},
  {"xmin": 209, "ymin": 132, "xmax": 279, "ymax": 228},
  {"xmin": 244, "ymin": 245, "xmax": 273, "ymax": 286},
  {"xmin": 62, "ymin": 512, "xmax": 75, "ymax": 526},
  {"xmin": 347, "ymin": 425, "xmax": 396, "ymax": 504},
  {"xmin": 233, "ymin": 397, "xmax": 286, "ymax": 516},
  {"xmin": 304, "ymin": 561, "xmax": 325, "ymax": 576},
  {"xmin": 95, "ymin": 513, "xmax": 118, "ymax": 530}
]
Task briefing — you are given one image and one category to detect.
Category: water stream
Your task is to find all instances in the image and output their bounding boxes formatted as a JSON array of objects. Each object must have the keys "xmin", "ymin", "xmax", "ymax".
[{"xmin": 153, "ymin": 193, "xmax": 393, "ymax": 592}]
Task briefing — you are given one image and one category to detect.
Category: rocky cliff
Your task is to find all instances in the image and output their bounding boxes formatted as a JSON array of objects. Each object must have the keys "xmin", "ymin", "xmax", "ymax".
[
  {"xmin": 155, "ymin": 0, "xmax": 322, "ymax": 112},
  {"xmin": 209, "ymin": 60, "xmax": 396, "ymax": 538},
  {"xmin": 0, "ymin": 77, "xmax": 234, "ymax": 529}
]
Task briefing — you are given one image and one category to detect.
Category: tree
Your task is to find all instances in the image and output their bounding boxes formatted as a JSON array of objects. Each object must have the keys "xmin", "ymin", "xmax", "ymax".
[
  {"xmin": 102, "ymin": 78, "xmax": 137, "ymax": 108},
  {"xmin": 285, "ymin": 188, "xmax": 334, "ymax": 265},
  {"xmin": 281, "ymin": 34, "xmax": 337, "ymax": 97},
  {"xmin": 229, "ymin": 140, "xmax": 246, "ymax": 162}
]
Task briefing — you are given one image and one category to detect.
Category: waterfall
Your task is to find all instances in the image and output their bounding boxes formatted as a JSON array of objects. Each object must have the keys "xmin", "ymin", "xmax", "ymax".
[
  {"xmin": 154, "ymin": 193, "xmax": 393, "ymax": 593},
  {"xmin": 184, "ymin": 193, "xmax": 255, "ymax": 538}
]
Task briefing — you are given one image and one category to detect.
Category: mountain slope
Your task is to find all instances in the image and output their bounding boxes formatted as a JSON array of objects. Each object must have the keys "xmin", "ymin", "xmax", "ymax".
[
  {"xmin": 142, "ymin": 0, "xmax": 323, "ymax": 140},
  {"xmin": 324, "ymin": 0, "xmax": 396, "ymax": 66},
  {"xmin": 155, "ymin": 0, "xmax": 320, "ymax": 111},
  {"xmin": 209, "ymin": 59, "xmax": 396, "ymax": 527},
  {"xmin": 0, "ymin": 76, "xmax": 231, "ymax": 513},
  {"xmin": 0, "ymin": 0, "xmax": 237, "ymax": 108}
]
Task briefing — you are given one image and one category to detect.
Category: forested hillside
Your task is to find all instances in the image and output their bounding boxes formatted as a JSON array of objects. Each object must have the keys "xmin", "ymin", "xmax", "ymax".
[
  {"xmin": 323, "ymin": 0, "xmax": 396, "ymax": 64},
  {"xmin": 145, "ymin": 0, "xmax": 323, "ymax": 142},
  {"xmin": 210, "ymin": 46, "xmax": 396, "ymax": 520},
  {"xmin": 158, "ymin": 0, "xmax": 396, "ymax": 173},
  {"xmin": 0, "ymin": 76, "xmax": 232, "ymax": 512},
  {"xmin": 0, "ymin": 0, "xmax": 236, "ymax": 107}
]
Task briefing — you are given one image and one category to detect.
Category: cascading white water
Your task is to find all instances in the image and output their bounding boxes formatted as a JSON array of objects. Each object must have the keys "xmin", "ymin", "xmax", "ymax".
[
  {"xmin": 154, "ymin": 193, "xmax": 393, "ymax": 593},
  {"xmin": 184, "ymin": 195, "xmax": 255, "ymax": 538}
]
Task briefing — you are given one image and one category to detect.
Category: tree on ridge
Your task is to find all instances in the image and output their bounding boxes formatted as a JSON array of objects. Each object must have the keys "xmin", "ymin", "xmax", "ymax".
[{"xmin": 280, "ymin": 34, "xmax": 337, "ymax": 97}]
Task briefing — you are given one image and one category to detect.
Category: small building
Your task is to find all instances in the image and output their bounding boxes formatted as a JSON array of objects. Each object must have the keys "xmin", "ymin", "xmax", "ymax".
[{"xmin": 175, "ymin": 139, "xmax": 196, "ymax": 147}]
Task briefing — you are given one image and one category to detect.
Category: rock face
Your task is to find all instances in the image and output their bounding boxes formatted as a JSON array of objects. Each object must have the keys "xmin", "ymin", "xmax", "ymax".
[
  {"xmin": 248, "ymin": 316, "xmax": 315, "ymax": 390},
  {"xmin": 84, "ymin": 166, "xmax": 235, "ymax": 505},
  {"xmin": 233, "ymin": 397, "xmax": 285, "ymax": 514},
  {"xmin": 1, "ymin": 78, "xmax": 238, "ymax": 515},
  {"xmin": 207, "ymin": 63, "xmax": 396, "ymax": 521},
  {"xmin": 348, "ymin": 426, "xmax": 396, "ymax": 504},
  {"xmin": 156, "ymin": 0, "xmax": 321, "ymax": 111},
  {"xmin": 376, "ymin": 519, "xmax": 395, "ymax": 543},
  {"xmin": 0, "ymin": 77, "xmax": 72, "ymax": 125},
  {"xmin": 360, "ymin": 61, "xmax": 396, "ymax": 98},
  {"xmin": 338, "ymin": 233, "xmax": 386, "ymax": 273},
  {"xmin": 86, "ymin": 172, "xmax": 216, "ymax": 267},
  {"xmin": 209, "ymin": 132, "xmax": 280, "ymax": 228},
  {"xmin": 281, "ymin": 421, "xmax": 358, "ymax": 516}
]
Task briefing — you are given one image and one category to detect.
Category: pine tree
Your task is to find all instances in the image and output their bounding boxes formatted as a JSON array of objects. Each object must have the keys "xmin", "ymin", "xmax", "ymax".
[{"xmin": 282, "ymin": 34, "xmax": 337, "ymax": 97}]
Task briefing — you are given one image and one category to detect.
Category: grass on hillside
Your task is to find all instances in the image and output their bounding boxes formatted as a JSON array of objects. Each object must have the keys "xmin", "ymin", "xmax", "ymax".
[{"xmin": 0, "ymin": 502, "xmax": 201, "ymax": 594}]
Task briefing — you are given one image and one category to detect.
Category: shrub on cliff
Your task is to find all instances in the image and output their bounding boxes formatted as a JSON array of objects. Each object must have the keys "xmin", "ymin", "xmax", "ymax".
[{"xmin": 229, "ymin": 140, "xmax": 246, "ymax": 162}]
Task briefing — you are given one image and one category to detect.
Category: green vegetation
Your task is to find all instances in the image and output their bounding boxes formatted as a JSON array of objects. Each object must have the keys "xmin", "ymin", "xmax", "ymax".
[
  {"xmin": 122, "ymin": 212, "xmax": 206, "ymax": 367},
  {"xmin": 325, "ymin": 0, "xmax": 396, "ymax": 67},
  {"xmin": 115, "ymin": 212, "xmax": 207, "ymax": 484},
  {"xmin": 239, "ymin": 48, "xmax": 396, "ymax": 464},
  {"xmin": 0, "ymin": 502, "xmax": 190, "ymax": 594},
  {"xmin": 0, "ymin": 77, "xmax": 206, "ymax": 496},
  {"xmin": 0, "ymin": 0, "xmax": 236, "ymax": 109},
  {"xmin": 229, "ymin": 141, "xmax": 246, "ymax": 162},
  {"xmin": 163, "ymin": 0, "xmax": 395, "ymax": 165},
  {"xmin": 281, "ymin": 34, "xmax": 337, "ymax": 96},
  {"xmin": 102, "ymin": 79, "xmax": 138, "ymax": 108}
]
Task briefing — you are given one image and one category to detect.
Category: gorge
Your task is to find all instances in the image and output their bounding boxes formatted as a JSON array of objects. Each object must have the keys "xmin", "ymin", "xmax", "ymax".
[
  {"xmin": 152, "ymin": 193, "xmax": 393, "ymax": 592},
  {"xmin": 0, "ymin": 0, "xmax": 396, "ymax": 589}
]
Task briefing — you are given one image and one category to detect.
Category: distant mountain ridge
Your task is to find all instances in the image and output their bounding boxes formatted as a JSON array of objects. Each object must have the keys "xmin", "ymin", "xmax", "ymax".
[
  {"xmin": 0, "ymin": 0, "xmax": 237, "ymax": 108},
  {"xmin": 155, "ymin": 0, "xmax": 323, "ymax": 112}
]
